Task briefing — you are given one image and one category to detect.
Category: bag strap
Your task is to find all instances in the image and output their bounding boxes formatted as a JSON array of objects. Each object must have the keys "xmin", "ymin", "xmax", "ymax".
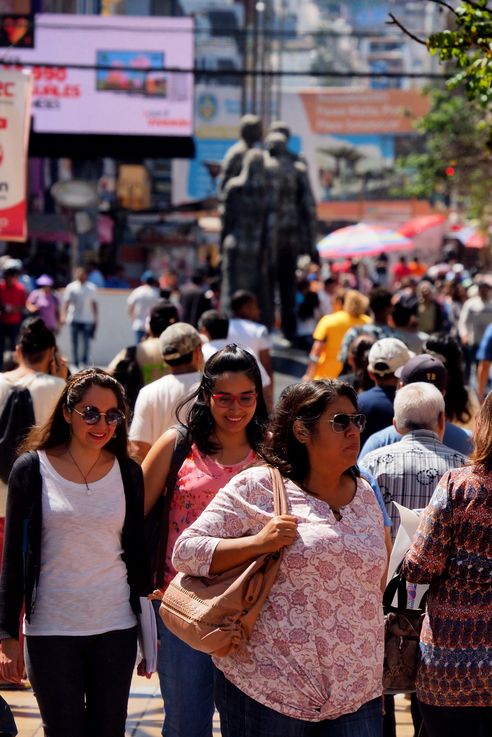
[
  {"xmin": 154, "ymin": 425, "xmax": 192, "ymax": 588},
  {"xmin": 383, "ymin": 571, "xmax": 428, "ymax": 612},
  {"xmin": 269, "ymin": 466, "xmax": 288, "ymax": 516}
]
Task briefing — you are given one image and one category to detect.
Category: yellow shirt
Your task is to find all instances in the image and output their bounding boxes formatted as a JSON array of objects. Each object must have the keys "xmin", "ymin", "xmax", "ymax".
[{"xmin": 313, "ymin": 311, "xmax": 372, "ymax": 379}]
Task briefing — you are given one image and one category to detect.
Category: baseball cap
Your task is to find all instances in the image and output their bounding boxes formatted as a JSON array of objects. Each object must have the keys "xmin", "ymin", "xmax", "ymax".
[
  {"xmin": 395, "ymin": 354, "xmax": 447, "ymax": 392},
  {"xmin": 3, "ymin": 258, "xmax": 22, "ymax": 273},
  {"xmin": 36, "ymin": 274, "xmax": 54, "ymax": 287},
  {"xmin": 159, "ymin": 322, "xmax": 201, "ymax": 361},
  {"xmin": 368, "ymin": 338, "xmax": 412, "ymax": 377},
  {"xmin": 141, "ymin": 270, "xmax": 156, "ymax": 284}
]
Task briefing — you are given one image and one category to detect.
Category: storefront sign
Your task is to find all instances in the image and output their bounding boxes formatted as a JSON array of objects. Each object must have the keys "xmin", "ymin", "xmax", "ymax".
[{"xmin": 0, "ymin": 69, "xmax": 32, "ymax": 241}]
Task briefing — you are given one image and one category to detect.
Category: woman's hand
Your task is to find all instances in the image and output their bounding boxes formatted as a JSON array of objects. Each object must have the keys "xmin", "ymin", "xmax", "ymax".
[
  {"xmin": 253, "ymin": 515, "xmax": 298, "ymax": 554},
  {"xmin": 0, "ymin": 638, "xmax": 24, "ymax": 684}
]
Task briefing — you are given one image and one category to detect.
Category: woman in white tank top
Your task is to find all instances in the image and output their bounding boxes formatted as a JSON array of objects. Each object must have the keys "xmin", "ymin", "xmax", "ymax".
[{"xmin": 0, "ymin": 368, "xmax": 151, "ymax": 737}]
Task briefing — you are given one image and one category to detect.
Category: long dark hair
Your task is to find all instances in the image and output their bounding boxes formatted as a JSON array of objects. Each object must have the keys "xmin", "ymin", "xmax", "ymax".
[
  {"xmin": 20, "ymin": 368, "xmax": 130, "ymax": 458},
  {"xmin": 176, "ymin": 344, "xmax": 268, "ymax": 456},
  {"xmin": 470, "ymin": 390, "xmax": 492, "ymax": 471},
  {"xmin": 261, "ymin": 379, "xmax": 360, "ymax": 485},
  {"xmin": 424, "ymin": 333, "xmax": 472, "ymax": 424}
]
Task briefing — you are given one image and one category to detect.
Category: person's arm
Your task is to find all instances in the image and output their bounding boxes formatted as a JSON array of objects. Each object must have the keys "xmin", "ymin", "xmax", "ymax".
[
  {"xmin": 402, "ymin": 473, "xmax": 453, "ymax": 584},
  {"xmin": 209, "ymin": 514, "xmax": 298, "ymax": 574},
  {"xmin": 258, "ymin": 348, "xmax": 273, "ymax": 383},
  {"xmin": 128, "ymin": 388, "xmax": 152, "ymax": 463},
  {"xmin": 91, "ymin": 296, "xmax": 98, "ymax": 326},
  {"xmin": 477, "ymin": 360, "xmax": 491, "ymax": 401},
  {"xmin": 0, "ymin": 456, "xmax": 37, "ymax": 682},
  {"xmin": 141, "ymin": 428, "xmax": 177, "ymax": 515},
  {"xmin": 130, "ymin": 441, "xmax": 151, "ymax": 464},
  {"xmin": 172, "ymin": 470, "xmax": 297, "ymax": 577},
  {"xmin": 302, "ymin": 339, "xmax": 324, "ymax": 381},
  {"xmin": 457, "ymin": 301, "xmax": 470, "ymax": 344}
]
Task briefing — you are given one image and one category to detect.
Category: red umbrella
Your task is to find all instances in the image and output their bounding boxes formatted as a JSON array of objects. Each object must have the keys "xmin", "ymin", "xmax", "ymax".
[{"xmin": 398, "ymin": 214, "xmax": 446, "ymax": 238}]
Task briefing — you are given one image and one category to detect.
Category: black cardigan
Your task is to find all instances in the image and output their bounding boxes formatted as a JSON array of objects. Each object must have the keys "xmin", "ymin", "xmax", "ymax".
[{"xmin": 0, "ymin": 451, "xmax": 152, "ymax": 640}]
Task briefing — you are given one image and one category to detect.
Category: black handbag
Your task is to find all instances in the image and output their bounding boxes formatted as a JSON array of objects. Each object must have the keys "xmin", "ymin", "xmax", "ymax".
[{"xmin": 383, "ymin": 569, "xmax": 427, "ymax": 695}]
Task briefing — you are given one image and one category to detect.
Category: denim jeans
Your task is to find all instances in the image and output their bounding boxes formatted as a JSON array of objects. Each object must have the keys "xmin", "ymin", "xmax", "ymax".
[
  {"xmin": 155, "ymin": 606, "xmax": 215, "ymax": 737},
  {"xmin": 418, "ymin": 701, "xmax": 492, "ymax": 737},
  {"xmin": 215, "ymin": 668, "xmax": 383, "ymax": 737},
  {"xmin": 25, "ymin": 627, "xmax": 137, "ymax": 737},
  {"xmin": 70, "ymin": 321, "xmax": 93, "ymax": 366}
]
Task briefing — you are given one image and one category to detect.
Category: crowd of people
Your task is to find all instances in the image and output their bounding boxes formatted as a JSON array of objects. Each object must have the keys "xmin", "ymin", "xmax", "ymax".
[{"xmin": 0, "ymin": 245, "xmax": 490, "ymax": 737}]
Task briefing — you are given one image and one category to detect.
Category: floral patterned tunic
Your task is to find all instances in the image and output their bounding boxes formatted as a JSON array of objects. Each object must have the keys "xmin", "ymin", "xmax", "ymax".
[
  {"xmin": 403, "ymin": 466, "xmax": 492, "ymax": 707},
  {"xmin": 163, "ymin": 444, "xmax": 257, "ymax": 590},
  {"xmin": 172, "ymin": 465, "xmax": 386, "ymax": 721}
]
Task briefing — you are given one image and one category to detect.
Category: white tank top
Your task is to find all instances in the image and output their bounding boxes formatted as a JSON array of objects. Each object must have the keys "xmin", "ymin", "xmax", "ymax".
[{"xmin": 24, "ymin": 451, "xmax": 136, "ymax": 636}]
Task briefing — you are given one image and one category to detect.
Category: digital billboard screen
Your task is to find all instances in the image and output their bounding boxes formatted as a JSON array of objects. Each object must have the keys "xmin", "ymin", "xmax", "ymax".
[{"xmin": 1, "ymin": 14, "xmax": 194, "ymax": 139}]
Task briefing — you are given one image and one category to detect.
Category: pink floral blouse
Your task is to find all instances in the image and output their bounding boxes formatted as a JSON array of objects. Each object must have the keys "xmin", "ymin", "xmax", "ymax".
[
  {"xmin": 163, "ymin": 444, "xmax": 257, "ymax": 589},
  {"xmin": 172, "ymin": 465, "xmax": 386, "ymax": 722}
]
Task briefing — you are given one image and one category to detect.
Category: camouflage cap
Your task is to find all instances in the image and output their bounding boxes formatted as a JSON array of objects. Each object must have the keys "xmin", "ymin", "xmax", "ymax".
[{"xmin": 159, "ymin": 322, "xmax": 201, "ymax": 361}]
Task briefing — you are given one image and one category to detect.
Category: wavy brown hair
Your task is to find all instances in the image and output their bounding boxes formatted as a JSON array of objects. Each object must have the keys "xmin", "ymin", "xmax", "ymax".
[
  {"xmin": 19, "ymin": 368, "xmax": 130, "ymax": 458},
  {"xmin": 260, "ymin": 379, "xmax": 360, "ymax": 485},
  {"xmin": 470, "ymin": 391, "xmax": 492, "ymax": 470}
]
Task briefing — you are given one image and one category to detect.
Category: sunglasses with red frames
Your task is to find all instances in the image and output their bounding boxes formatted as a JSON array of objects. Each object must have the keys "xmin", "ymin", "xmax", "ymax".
[
  {"xmin": 211, "ymin": 391, "xmax": 258, "ymax": 408},
  {"xmin": 328, "ymin": 413, "xmax": 366, "ymax": 433},
  {"xmin": 70, "ymin": 405, "xmax": 125, "ymax": 426}
]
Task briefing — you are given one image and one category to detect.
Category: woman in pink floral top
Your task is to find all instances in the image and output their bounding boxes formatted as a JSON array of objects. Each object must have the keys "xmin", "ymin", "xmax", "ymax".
[
  {"xmin": 142, "ymin": 345, "xmax": 268, "ymax": 737},
  {"xmin": 173, "ymin": 380, "xmax": 387, "ymax": 736}
]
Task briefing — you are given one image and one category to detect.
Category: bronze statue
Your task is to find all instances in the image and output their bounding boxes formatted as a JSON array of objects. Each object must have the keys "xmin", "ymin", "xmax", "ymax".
[
  {"xmin": 220, "ymin": 149, "xmax": 276, "ymax": 329},
  {"xmin": 218, "ymin": 114, "xmax": 263, "ymax": 196},
  {"xmin": 219, "ymin": 119, "xmax": 318, "ymax": 340}
]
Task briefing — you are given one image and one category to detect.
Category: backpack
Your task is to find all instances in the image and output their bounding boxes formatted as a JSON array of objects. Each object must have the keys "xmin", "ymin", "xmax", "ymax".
[
  {"xmin": 0, "ymin": 386, "xmax": 35, "ymax": 484},
  {"xmin": 111, "ymin": 345, "xmax": 144, "ymax": 411},
  {"xmin": 144, "ymin": 425, "xmax": 192, "ymax": 588}
]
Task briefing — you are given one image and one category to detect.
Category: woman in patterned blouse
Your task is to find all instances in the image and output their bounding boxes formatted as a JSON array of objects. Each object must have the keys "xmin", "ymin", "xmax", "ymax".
[
  {"xmin": 173, "ymin": 379, "xmax": 387, "ymax": 736},
  {"xmin": 403, "ymin": 391, "xmax": 492, "ymax": 737}
]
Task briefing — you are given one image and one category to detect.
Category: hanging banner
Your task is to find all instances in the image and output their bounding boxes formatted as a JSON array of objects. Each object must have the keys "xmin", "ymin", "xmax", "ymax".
[{"xmin": 0, "ymin": 69, "xmax": 32, "ymax": 241}]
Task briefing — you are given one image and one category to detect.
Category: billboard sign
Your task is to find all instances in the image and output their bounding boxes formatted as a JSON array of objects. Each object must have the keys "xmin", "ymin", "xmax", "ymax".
[
  {"xmin": 0, "ymin": 69, "xmax": 32, "ymax": 241},
  {"xmin": 1, "ymin": 14, "xmax": 194, "ymax": 137}
]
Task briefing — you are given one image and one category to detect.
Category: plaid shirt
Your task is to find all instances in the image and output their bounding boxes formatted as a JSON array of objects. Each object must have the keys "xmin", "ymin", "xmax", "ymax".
[{"xmin": 360, "ymin": 430, "xmax": 466, "ymax": 540}]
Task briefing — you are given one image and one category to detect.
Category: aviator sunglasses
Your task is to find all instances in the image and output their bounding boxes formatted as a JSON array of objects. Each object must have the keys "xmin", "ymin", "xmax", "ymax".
[
  {"xmin": 328, "ymin": 413, "xmax": 366, "ymax": 433},
  {"xmin": 70, "ymin": 405, "xmax": 125, "ymax": 426},
  {"xmin": 211, "ymin": 391, "xmax": 258, "ymax": 408}
]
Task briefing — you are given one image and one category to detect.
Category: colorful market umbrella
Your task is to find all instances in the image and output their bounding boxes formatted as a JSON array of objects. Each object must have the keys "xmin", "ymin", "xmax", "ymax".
[
  {"xmin": 317, "ymin": 223, "xmax": 413, "ymax": 260},
  {"xmin": 398, "ymin": 214, "xmax": 446, "ymax": 238},
  {"xmin": 450, "ymin": 225, "xmax": 488, "ymax": 249}
]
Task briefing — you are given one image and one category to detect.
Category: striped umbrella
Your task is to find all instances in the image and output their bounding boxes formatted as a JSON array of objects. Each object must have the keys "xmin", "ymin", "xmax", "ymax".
[{"xmin": 317, "ymin": 223, "xmax": 413, "ymax": 260}]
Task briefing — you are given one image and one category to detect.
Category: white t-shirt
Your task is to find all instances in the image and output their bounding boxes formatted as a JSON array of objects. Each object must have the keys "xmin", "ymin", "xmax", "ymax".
[
  {"xmin": 129, "ymin": 371, "xmax": 201, "ymax": 447},
  {"xmin": 0, "ymin": 373, "xmax": 66, "ymax": 517},
  {"xmin": 24, "ymin": 452, "xmax": 136, "ymax": 636},
  {"xmin": 63, "ymin": 280, "xmax": 97, "ymax": 324},
  {"xmin": 228, "ymin": 318, "xmax": 272, "ymax": 356},
  {"xmin": 202, "ymin": 339, "xmax": 271, "ymax": 387},
  {"xmin": 127, "ymin": 284, "xmax": 160, "ymax": 332}
]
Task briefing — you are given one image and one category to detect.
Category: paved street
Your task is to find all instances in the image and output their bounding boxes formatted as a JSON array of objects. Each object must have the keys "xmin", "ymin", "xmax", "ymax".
[{"xmin": 2, "ymin": 674, "xmax": 413, "ymax": 736}]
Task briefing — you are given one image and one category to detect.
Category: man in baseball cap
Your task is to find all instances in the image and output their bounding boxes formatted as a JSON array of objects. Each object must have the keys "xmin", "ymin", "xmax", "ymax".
[
  {"xmin": 394, "ymin": 354, "xmax": 447, "ymax": 392},
  {"xmin": 159, "ymin": 322, "xmax": 202, "ymax": 362},
  {"xmin": 129, "ymin": 322, "xmax": 203, "ymax": 462},
  {"xmin": 359, "ymin": 352, "xmax": 472, "ymax": 459},
  {"xmin": 358, "ymin": 338, "xmax": 413, "ymax": 444}
]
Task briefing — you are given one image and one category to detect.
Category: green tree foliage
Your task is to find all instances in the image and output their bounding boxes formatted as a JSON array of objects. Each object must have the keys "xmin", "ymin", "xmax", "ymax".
[
  {"xmin": 397, "ymin": 87, "xmax": 492, "ymax": 222},
  {"xmin": 427, "ymin": 0, "xmax": 492, "ymax": 106}
]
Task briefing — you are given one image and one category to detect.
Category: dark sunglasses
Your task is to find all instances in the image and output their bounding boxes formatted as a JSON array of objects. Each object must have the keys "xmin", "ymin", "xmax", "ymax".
[
  {"xmin": 328, "ymin": 413, "xmax": 366, "ymax": 433},
  {"xmin": 70, "ymin": 405, "xmax": 125, "ymax": 426},
  {"xmin": 211, "ymin": 391, "xmax": 257, "ymax": 408}
]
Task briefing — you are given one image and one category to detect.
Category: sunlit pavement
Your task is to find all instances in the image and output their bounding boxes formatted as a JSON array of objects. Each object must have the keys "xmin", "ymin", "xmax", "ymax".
[{"xmin": 2, "ymin": 675, "xmax": 413, "ymax": 736}]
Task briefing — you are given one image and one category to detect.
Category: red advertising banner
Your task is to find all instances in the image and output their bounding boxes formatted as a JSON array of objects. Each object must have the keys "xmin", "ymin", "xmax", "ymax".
[{"xmin": 0, "ymin": 69, "xmax": 32, "ymax": 241}]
